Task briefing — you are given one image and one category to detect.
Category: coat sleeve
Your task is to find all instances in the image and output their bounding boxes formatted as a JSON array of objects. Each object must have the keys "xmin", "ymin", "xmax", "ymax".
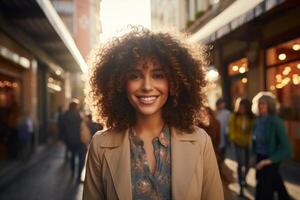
[
  {"xmin": 83, "ymin": 136, "xmax": 105, "ymax": 200},
  {"xmin": 269, "ymin": 118, "xmax": 292, "ymax": 163},
  {"xmin": 202, "ymin": 134, "xmax": 224, "ymax": 200}
]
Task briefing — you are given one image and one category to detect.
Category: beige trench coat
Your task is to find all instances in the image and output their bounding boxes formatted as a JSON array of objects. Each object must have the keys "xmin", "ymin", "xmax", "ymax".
[{"xmin": 83, "ymin": 126, "xmax": 224, "ymax": 200}]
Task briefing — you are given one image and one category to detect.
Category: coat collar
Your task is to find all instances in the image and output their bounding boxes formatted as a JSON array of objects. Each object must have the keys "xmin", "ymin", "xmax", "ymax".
[
  {"xmin": 99, "ymin": 126, "xmax": 199, "ymax": 148},
  {"xmin": 101, "ymin": 126, "xmax": 201, "ymax": 200},
  {"xmin": 101, "ymin": 129, "xmax": 132, "ymax": 200}
]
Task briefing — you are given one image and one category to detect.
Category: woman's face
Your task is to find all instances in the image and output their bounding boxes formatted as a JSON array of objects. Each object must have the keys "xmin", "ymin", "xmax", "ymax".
[
  {"xmin": 258, "ymin": 100, "xmax": 268, "ymax": 116},
  {"xmin": 126, "ymin": 59, "xmax": 169, "ymax": 119},
  {"xmin": 238, "ymin": 104, "xmax": 246, "ymax": 114}
]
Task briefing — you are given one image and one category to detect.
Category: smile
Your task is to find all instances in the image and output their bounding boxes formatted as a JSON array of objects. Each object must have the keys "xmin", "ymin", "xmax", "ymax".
[{"xmin": 137, "ymin": 96, "xmax": 158, "ymax": 104}]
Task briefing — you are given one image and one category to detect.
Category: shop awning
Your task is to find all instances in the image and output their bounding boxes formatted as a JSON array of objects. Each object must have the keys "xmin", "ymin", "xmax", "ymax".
[
  {"xmin": 0, "ymin": 0, "xmax": 87, "ymax": 73},
  {"xmin": 189, "ymin": 0, "xmax": 285, "ymax": 43}
]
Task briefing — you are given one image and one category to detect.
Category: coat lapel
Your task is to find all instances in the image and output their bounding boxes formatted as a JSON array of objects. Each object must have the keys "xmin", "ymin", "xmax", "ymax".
[
  {"xmin": 171, "ymin": 127, "xmax": 200, "ymax": 200},
  {"xmin": 102, "ymin": 129, "xmax": 132, "ymax": 200}
]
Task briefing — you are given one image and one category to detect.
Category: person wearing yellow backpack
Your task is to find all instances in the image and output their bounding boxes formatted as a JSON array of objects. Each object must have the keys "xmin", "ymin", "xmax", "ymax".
[{"xmin": 228, "ymin": 98, "xmax": 254, "ymax": 197}]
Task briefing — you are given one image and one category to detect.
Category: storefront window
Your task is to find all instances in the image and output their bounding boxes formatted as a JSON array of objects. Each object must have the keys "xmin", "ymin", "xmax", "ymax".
[
  {"xmin": 0, "ymin": 74, "xmax": 21, "ymax": 160},
  {"xmin": 266, "ymin": 37, "xmax": 300, "ymax": 160},
  {"xmin": 266, "ymin": 37, "xmax": 300, "ymax": 121},
  {"xmin": 228, "ymin": 58, "xmax": 249, "ymax": 108},
  {"xmin": 267, "ymin": 61, "xmax": 300, "ymax": 120}
]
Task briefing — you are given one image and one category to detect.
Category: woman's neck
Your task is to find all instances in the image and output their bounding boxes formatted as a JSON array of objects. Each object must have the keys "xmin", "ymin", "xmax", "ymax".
[{"xmin": 133, "ymin": 113, "xmax": 165, "ymax": 139}]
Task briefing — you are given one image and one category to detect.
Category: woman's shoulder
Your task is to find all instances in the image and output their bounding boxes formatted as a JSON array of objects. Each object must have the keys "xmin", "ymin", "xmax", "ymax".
[
  {"xmin": 91, "ymin": 128, "xmax": 127, "ymax": 148},
  {"xmin": 268, "ymin": 115, "xmax": 283, "ymax": 124},
  {"xmin": 176, "ymin": 126, "xmax": 211, "ymax": 145},
  {"xmin": 191, "ymin": 126, "xmax": 216, "ymax": 151},
  {"xmin": 193, "ymin": 126, "xmax": 210, "ymax": 138}
]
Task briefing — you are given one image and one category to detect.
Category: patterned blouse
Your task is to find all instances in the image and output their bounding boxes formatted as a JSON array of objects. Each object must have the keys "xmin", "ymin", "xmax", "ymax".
[{"xmin": 129, "ymin": 126, "xmax": 171, "ymax": 200}]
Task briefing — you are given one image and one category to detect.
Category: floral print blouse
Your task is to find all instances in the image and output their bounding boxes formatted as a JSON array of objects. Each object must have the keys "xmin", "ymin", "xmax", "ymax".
[{"xmin": 129, "ymin": 126, "xmax": 171, "ymax": 200}]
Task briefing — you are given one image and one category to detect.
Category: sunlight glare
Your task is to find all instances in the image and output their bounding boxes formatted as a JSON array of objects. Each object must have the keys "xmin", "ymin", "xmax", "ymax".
[{"xmin": 100, "ymin": 0, "xmax": 151, "ymax": 42}]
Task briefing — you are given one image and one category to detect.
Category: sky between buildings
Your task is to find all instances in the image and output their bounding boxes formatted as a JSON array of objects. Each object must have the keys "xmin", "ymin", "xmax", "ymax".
[{"xmin": 100, "ymin": 0, "xmax": 151, "ymax": 42}]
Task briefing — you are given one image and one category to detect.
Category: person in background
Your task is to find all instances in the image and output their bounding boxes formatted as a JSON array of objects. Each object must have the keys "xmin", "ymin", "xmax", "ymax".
[
  {"xmin": 216, "ymin": 98, "xmax": 231, "ymax": 160},
  {"xmin": 62, "ymin": 99, "xmax": 84, "ymax": 182},
  {"xmin": 228, "ymin": 98, "xmax": 254, "ymax": 197},
  {"xmin": 55, "ymin": 105, "xmax": 64, "ymax": 141},
  {"xmin": 86, "ymin": 114, "xmax": 103, "ymax": 136},
  {"xmin": 80, "ymin": 113, "xmax": 103, "ymax": 155},
  {"xmin": 197, "ymin": 106, "xmax": 220, "ymax": 157},
  {"xmin": 17, "ymin": 110, "xmax": 34, "ymax": 161},
  {"xmin": 83, "ymin": 27, "xmax": 223, "ymax": 199},
  {"xmin": 252, "ymin": 91, "xmax": 292, "ymax": 200}
]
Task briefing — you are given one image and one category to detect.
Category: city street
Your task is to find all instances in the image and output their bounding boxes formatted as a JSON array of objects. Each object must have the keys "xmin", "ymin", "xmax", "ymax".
[
  {"xmin": 225, "ymin": 147, "xmax": 300, "ymax": 200},
  {"xmin": 0, "ymin": 143, "xmax": 300, "ymax": 200},
  {"xmin": 0, "ymin": 144, "xmax": 83, "ymax": 200}
]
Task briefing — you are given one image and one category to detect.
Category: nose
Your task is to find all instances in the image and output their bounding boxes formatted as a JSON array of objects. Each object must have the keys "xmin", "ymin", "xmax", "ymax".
[{"xmin": 141, "ymin": 75, "xmax": 153, "ymax": 92}]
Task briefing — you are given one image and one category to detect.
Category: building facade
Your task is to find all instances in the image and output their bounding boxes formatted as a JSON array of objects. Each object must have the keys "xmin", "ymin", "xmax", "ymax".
[
  {"xmin": 51, "ymin": 0, "xmax": 101, "ymax": 109},
  {"xmin": 0, "ymin": 0, "xmax": 86, "ymax": 160},
  {"xmin": 188, "ymin": 0, "xmax": 300, "ymax": 160},
  {"xmin": 51, "ymin": 0, "xmax": 101, "ymax": 60},
  {"xmin": 151, "ymin": 0, "xmax": 221, "ymax": 31}
]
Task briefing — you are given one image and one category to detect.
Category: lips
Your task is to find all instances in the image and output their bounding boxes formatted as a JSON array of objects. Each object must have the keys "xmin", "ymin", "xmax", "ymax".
[{"xmin": 137, "ymin": 96, "xmax": 158, "ymax": 104}]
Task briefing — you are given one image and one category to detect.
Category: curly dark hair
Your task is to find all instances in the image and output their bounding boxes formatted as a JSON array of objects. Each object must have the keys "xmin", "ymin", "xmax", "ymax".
[{"xmin": 86, "ymin": 26, "xmax": 207, "ymax": 133}]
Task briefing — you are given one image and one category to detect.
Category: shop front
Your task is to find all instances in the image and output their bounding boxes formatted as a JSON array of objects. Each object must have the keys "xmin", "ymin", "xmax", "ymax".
[
  {"xmin": 227, "ymin": 57, "xmax": 249, "ymax": 108},
  {"xmin": 0, "ymin": 0, "xmax": 87, "ymax": 160},
  {"xmin": 47, "ymin": 74, "xmax": 65, "ymax": 141},
  {"xmin": 197, "ymin": 0, "xmax": 300, "ymax": 160},
  {"xmin": 266, "ymin": 37, "xmax": 300, "ymax": 160},
  {"xmin": 0, "ymin": 73, "xmax": 22, "ymax": 159},
  {"xmin": 0, "ymin": 36, "xmax": 33, "ymax": 160}
]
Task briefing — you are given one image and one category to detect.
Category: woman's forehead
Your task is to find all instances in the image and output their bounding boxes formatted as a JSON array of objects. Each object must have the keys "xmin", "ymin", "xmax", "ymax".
[{"xmin": 258, "ymin": 100, "xmax": 267, "ymax": 104}]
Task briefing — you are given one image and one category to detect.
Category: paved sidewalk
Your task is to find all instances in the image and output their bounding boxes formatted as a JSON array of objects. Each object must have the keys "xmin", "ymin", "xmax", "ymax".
[
  {"xmin": 224, "ymin": 157, "xmax": 300, "ymax": 200},
  {"xmin": 0, "ymin": 145, "xmax": 47, "ymax": 190},
  {"xmin": 0, "ymin": 143, "xmax": 83, "ymax": 200}
]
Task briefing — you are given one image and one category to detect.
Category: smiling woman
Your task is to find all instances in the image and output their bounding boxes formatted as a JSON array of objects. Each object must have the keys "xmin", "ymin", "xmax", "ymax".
[
  {"xmin": 126, "ymin": 59, "xmax": 169, "ymax": 120},
  {"xmin": 83, "ymin": 26, "xmax": 224, "ymax": 200}
]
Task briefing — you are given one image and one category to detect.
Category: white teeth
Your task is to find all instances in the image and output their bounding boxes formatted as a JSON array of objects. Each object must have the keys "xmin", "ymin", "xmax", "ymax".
[{"xmin": 138, "ymin": 96, "xmax": 157, "ymax": 104}]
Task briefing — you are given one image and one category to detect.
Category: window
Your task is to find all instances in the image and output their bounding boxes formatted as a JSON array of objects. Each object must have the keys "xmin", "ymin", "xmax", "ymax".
[{"xmin": 227, "ymin": 58, "xmax": 249, "ymax": 107}]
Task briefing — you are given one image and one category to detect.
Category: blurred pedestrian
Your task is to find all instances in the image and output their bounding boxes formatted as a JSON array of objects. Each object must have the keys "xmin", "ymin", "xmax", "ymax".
[
  {"xmin": 62, "ymin": 99, "xmax": 84, "ymax": 182},
  {"xmin": 83, "ymin": 27, "xmax": 223, "ymax": 199},
  {"xmin": 228, "ymin": 97, "xmax": 254, "ymax": 197},
  {"xmin": 17, "ymin": 110, "xmax": 34, "ymax": 161},
  {"xmin": 252, "ymin": 91, "xmax": 292, "ymax": 200},
  {"xmin": 55, "ymin": 105, "xmax": 64, "ymax": 141},
  {"xmin": 216, "ymin": 98, "xmax": 231, "ymax": 160},
  {"xmin": 85, "ymin": 114, "xmax": 103, "ymax": 136},
  {"xmin": 198, "ymin": 106, "xmax": 235, "ymax": 200},
  {"xmin": 80, "ymin": 114, "xmax": 102, "ymax": 154},
  {"xmin": 197, "ymin": 106, "xmax": 221, "ymax": 157}
]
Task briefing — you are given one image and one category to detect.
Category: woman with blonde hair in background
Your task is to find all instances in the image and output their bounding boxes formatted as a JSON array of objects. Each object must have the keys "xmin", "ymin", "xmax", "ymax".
[{"xmin": 252, "ymin": 92, "xmax": 292, "ymax": 200}]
